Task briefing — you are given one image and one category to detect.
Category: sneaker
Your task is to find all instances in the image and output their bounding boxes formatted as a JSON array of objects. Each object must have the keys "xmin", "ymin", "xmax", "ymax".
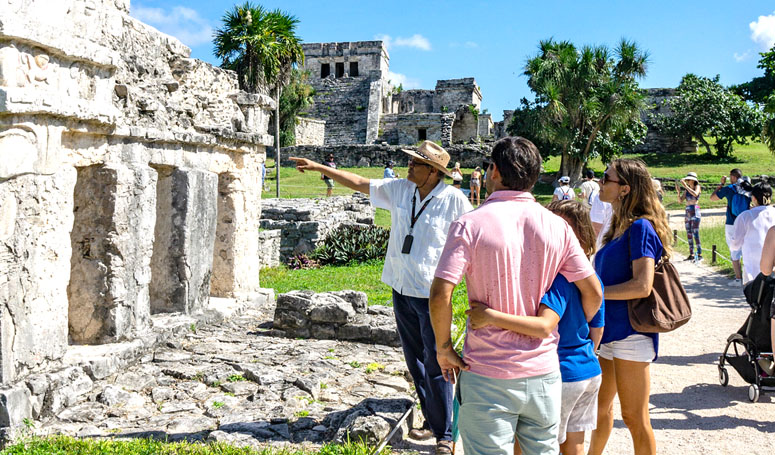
[
  {"xmin": 728, "ymin": 278, "xmax": 742, "ymax": 287},
  {"xmin": 684, "ymin": 255, "xmax": 695, "ymax": 261},
  {"xmin": 697, "ymin": 255, "xmax": 703, "ymax": 261}
]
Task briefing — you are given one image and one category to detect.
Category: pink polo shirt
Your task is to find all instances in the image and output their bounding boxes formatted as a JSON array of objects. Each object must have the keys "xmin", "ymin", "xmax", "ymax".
[{"xmin": 435, "ymin": 191, "xmax": 594, "ymax": 379}]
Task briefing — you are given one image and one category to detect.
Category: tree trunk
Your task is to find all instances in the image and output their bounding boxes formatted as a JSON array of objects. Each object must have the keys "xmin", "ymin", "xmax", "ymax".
[
  {"xmin": 275, "ymin": 86, "xmax": 281, "ymax": 198},
  {"xmin": 558, "ymin": 150, "xmax": 584, "ymax": 185},
  {"xmin": 698, "ymin": 136, "xmax": 713, "ymax": 155}
]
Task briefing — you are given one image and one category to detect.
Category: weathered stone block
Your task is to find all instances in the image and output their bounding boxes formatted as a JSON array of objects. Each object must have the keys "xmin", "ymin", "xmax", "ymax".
[
  {"xmin": 68, "ymin": 163, "xmax": 156, "ymax": 344},
  {"xmin": 0, "ymin": 385, "xmax": 32, "ymax": 427},
  {"xmin": 150, "ymin": 167, "xmax": 217, "ymax": 314},
  {"xmin": 307, "ymin": 294, "xmax": 356, "ymax": 324}
]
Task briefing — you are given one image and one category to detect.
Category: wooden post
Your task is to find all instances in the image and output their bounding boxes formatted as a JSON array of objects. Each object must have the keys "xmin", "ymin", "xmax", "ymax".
[
  {"xmin": 712, "ymin": 245, "xmax": 717, "ymax": 264},
  {"xmin": 673, "ymin": 229, "xmax": 677, "ymax": 243}
]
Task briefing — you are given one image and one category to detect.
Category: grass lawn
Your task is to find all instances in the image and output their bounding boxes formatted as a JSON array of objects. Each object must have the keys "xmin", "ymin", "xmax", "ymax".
[
  {"xmin": 672, "ymin": 223, "xmax": 736, "ymax": 278},
  {"xmin": 261, "ymin": 260, "xmax": 470, "ymax": 343},
  {"xmin": 0, "ymin": 436, "xmax": 385, "ymax": 455}
]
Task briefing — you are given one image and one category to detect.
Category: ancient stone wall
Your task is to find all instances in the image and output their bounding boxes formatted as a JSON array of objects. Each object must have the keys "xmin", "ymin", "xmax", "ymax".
[
  {"xmin": 493, "ymin": 109, "xmax": 515, "ymax": 139},
  {"xmin": 0, "ymin": 0, "xmax": 273, "ymax": 386},
  {"xmin": 259, "ymin": 195, "xmax": 375, "ymax": 261},
  {"xmin": 294, "ymin": 117, "xmax": 325, "ymax": 146},
  {"xmin": 280, "ymin": 144, "xmax": 490, "ymax": 170},
  {"xmin": 631, "ymin": 88, "xmax": 697, "ymax": 154},
  {"xmin": 258, "ymin": 229, "xmax": 282, "ymax": 269},
  {"xmin": 478, "ymin": 113, "xmax": 493, "ymax": 137},
  {"xmin": 434, "ymin": 78, "xmax": 482, "ymax": 112},
  {"xmin": 390, "ymin": 90, "xmax": 435, "ymax": 114},
  {"xmin": 379, "ymin": 113, "xmax": 454, "ymax": 145},
  {"xmin": 451, "ymin": 107, "xmax": 479, "ymax": 143}
]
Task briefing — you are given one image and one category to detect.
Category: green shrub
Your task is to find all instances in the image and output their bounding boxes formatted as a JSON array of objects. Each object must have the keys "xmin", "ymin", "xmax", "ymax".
[{"xmin": 312, "ymin": 225, "xmax": 390, "ymax": 266}]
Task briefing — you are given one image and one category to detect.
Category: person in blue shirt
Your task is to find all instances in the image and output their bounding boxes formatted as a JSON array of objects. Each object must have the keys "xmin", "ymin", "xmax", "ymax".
[
  {"xmin": 383, "ymin": 161, "xmax": 399, "ymax": 179},
  {"xmin": 710, "ymin": 168, "xmax": 750, "ymax": 286},
  {"xmin": 468, "ymin": 199, "xmax": 604, "ymax": 455},
  {"xmin": 588, "ymin": 159, "xmax": 672, "ymax": 455}
]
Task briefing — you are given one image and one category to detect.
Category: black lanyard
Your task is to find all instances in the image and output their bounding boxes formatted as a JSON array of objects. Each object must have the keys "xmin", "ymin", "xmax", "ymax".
[{"xmin": 410, "ymin": 189, "xmax": 433, "ymax": 233}]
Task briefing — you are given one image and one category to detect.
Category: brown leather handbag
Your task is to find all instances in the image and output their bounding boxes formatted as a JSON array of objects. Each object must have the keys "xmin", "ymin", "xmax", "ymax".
[{"xmin": 628, "ymin": 232, "xmax": 692, "ymax": 333}]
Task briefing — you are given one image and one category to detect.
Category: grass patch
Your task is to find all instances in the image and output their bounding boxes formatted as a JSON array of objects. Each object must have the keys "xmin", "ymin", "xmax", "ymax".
[
  {"xmin": 0, "ymin": 435, "xmax": 387, "ymax": 455},
  {"xmin": 672, "ymin": 222, "xmax": 735, "ymax": 278}
]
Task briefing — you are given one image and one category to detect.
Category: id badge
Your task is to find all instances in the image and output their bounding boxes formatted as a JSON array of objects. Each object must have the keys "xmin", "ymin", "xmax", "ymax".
[{"xmin": 401, "ymin": 234, "xmax": 414, "ymax": 254}]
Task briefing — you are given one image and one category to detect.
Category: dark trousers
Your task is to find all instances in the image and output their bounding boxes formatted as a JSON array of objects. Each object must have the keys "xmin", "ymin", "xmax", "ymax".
[{"xmin": 392, "ymin": 289, "xmax": 453, "ymax": 441}]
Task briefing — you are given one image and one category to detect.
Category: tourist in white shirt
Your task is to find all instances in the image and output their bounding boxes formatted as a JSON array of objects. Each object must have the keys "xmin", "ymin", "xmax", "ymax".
[
  {"xmin": 553, "ymin": 176, "xmax": 576, "ymax": 201},
  {"xmin": 579, "ymin": 170, "xmax": 600, "ymax": 206},
  {"xmin": 589, "ymin": 193, "xmax": 612, "ymax": 252},
  {"xmin": 728, "ymin": 182, "xmax": 775, "ymax": 283},
  {"xmin": 289, "ymin": 141, "xmax": 472, "ymax": 455}
]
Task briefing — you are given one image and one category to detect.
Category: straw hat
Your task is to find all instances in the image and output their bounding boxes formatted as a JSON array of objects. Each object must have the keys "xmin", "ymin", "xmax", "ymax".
[
  {"xmin": 683, "ymin": 172, "xmax": 698, "ymax": 182},
  {"xmin": 401, "ymin": 141, "xmax": 452, "ymax": 177}
]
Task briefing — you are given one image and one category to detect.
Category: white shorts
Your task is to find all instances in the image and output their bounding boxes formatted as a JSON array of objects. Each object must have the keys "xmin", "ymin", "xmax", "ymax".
[
  {"xmin": 559, "ymin": 375, "xmax": 602, "ymax": 443},
  {"xmin": 725, "ymin": 224, "xmax": 743, "ymax": 261},
  {"xmin": 598, "ymin": 334, "xmax": 655, "ymax": 363}
]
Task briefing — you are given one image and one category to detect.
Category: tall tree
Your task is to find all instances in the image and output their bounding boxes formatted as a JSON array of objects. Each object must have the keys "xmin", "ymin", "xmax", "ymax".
[
  {"xmin": 731, "ymin": 45, "xmax": 775, "ymax": 104},
  {"xmin": 214, "ymin": 2, "xmax": 304, "ymax": 197},
  {"xmin": 278, "ymin": 69, "xmax": 315, "ymax": 147},
  {"xmin": 518, "ymin": 39, "xmax": 649, "ymax": 182},
  {"xmin": 652, "ymin": 74, "xmax": 764, "ymax": 158}
]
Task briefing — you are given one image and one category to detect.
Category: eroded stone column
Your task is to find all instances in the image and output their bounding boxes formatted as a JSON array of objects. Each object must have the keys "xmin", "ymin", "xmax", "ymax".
[
  {"xmin": 150, "ymin": 167, "xmax": 217, "ymax": 314},
  {"xmin": 0, "ymin": 168, "xmax": 75, "ymax": 384},
  {"xmin": 67, "ymin": 163, "xmax": 156, "ymax": 344}
]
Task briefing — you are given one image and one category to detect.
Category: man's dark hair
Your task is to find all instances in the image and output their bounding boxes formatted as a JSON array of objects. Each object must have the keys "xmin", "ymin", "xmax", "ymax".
[
  {"xmin": 731, "ymin": 168, "xmax": 742, "ymax": 178},
  {"xmin": 586, "ymin": 170, "xmax": 595, "ymax": 179},
  {"xmin": 490, "ymin": 137, "xmax": 541, "ymax": 191}
]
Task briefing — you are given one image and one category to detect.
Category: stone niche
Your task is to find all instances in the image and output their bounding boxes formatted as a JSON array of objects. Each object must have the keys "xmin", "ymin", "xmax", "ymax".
[{"xmin": 0, "ymin": 0, "xmax": 275, "ymax": 390}]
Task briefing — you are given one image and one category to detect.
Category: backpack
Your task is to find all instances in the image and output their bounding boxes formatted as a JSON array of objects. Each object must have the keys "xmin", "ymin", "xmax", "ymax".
[
  {"xmin": 730, "ymin": 185, "xmax": 751, "ymax": 216},
  {"xmin": 560, "ymin": 187, "xmax": 573, "ymax": 201}
]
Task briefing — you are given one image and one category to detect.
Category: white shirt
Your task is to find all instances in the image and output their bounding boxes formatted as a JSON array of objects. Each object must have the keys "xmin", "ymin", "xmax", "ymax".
[
  {"xmin": 580, "ymin": 180, "xmax": 600, "ymax": 205},
  {"xmin": 589, "ymin": 193, "xmax": 612, "ymax": 251},
  {"xmin": 553, "ymin": 185, "xmax": 574, "ymax": 200},
  {"xmin": 370, "ymin": 178, "xmax": 473, "ymax": 298},
  {"xmin": 729, "ymin": 205, "xmax": 775, "ymax": 282}
]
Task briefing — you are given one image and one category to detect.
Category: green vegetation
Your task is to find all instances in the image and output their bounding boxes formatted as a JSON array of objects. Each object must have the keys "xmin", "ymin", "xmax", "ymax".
[
  {"xmin": 672, "ymin": 223, "xmax": 735, "ymax": 278},
  {"xmin": 212, "ymin": 401, "xmax": 225, "ymax": 409},
  {"xmin": 279, "ymin": 69, "xmax": 316, "ymax": 147},
  {"xmin": 0, "ymin": 436, "xmax": 387, "ymax": 455},
  {"xmin": 310, "ymin": 225, "xmax": 390, "ymax": 266},
  {"xmin": 227, "ymin": 375, "xmax": 246, "ymax": 382},
  {"xmin": 365, "ymin": 362, "xmax": 385, "ymax": 374},
  {"xmin": 348, "ymin": 361, "xmax": 361, "ymax": 369}
]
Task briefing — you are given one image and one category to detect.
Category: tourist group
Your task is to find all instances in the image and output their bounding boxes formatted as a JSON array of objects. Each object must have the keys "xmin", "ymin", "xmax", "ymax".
[{"xmin": 288, "ymin": 138, "xmax": 771, "ymax": 455}]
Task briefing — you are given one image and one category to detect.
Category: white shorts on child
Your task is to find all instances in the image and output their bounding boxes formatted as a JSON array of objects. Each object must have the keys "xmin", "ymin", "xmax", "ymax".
[
  {"xmin": 598, "ymin": 334, "xmax": 655, "ymax": 363},
  {"xmin": 559, "ymin": 375, "xmax": 602, "ymax": 443}
]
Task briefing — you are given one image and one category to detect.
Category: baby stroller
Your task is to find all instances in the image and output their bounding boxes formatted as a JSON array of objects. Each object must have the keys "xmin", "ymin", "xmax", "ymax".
[{"xmin": 718, "ymin": 273, "xmax": 775, "ymax": 402}]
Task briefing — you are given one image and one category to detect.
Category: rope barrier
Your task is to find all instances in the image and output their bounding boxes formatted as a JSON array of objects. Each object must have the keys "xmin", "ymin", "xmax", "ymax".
[{"xmin": 672, "ymin": 229, "xmax": 731, "ymax": 264}]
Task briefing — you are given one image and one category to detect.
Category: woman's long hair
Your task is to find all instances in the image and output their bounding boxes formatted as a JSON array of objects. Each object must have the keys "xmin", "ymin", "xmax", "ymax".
[
  {"xmin": 752, "ymin": 182, "xmax": 772, "ymax": 206},
  {"xmin": 547, "ymin": 200, "xmax": 596, "ymax": 258},
  {"xmin": 603, "ymin": 159, "xmax": 673, "ymax": 258}
]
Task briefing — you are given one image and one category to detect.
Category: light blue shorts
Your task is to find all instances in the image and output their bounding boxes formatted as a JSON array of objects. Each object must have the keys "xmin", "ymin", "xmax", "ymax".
[{"xmin": 458, "ymin": 370, "xmax": 561, "ymax": 455}]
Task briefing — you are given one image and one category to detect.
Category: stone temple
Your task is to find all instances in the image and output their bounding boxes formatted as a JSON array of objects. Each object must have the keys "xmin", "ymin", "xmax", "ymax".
[
  {"xmin": 296, "ymin": 41, "xmax": 493, "ymax": 147},
  {"xmin": 0, "ymin": 0, "xmax": 273, "ymax": 399}
]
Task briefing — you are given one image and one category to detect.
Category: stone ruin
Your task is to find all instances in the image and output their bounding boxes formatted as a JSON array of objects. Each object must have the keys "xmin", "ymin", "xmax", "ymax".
[
  {"xmin": 259, "ymin": 194, "xmax": 375, "ymax": 262},
  {"xmin": 297, "ymin": 41, "xmax": 485, "ymax": 147},
  {"xmin": 632, "ymin": 88, "xmax": 697, "ymax": 154},
  {"xmin": 0, "ymin": 0, "xmax": 275, "ymax": 430}
]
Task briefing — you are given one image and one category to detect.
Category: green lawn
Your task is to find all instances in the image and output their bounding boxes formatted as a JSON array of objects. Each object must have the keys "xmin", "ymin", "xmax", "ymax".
[
  {"xmin": 0, "ymin": 436, "xmax": 385, "ymax": 455},
  {"xmin": 672, "ymin": 223, "xmax": 736, "ymax": 278}
]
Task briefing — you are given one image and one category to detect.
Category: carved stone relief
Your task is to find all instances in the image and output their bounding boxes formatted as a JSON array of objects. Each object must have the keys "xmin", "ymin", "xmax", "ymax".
[{"xmin": 0, "ymin": 127, "xmax": 38, "ymax": 180}]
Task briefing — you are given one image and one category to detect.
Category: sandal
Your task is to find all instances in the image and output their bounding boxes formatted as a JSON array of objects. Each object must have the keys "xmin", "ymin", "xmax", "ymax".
[{"xmin": 435, "ymin": 440, "xmax": 454, "ymax": 455}]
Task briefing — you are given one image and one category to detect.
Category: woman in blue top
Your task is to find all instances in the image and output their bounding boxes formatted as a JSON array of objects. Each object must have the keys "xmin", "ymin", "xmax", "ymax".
[{"xmin": 588, "ymin": 159, "xmax": 672, "ymax": 455}]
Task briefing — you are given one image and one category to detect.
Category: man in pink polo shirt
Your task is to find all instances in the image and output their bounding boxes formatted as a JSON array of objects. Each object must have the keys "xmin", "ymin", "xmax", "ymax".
[{"xmin": 429, "ymin": 137, "xmax": 602, "ymax": 455}]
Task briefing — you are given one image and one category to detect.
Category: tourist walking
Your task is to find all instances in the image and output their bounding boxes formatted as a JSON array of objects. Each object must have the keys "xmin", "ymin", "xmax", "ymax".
[
  {"xmin": 590, "ymin": 192, "xmax": 613, "ymax": 252},
  {"xmin": 290, "ymin": 141, "xmax": 472, "ymax": 455},
  {"xmin": 383, "ymin": 160, "xmax": 399, "ymax": 179},
  {"xmin": 728, "ymin": 182, "xmax": 775, "ymax": 284},
  {"xmin": 469, "ymin": 166, "xmax": 482, "ymax": 205},
  {"xmin": 322, "ymin": 153, "xmax": 337, "ymax": 197},
  {"xmin": 588, "ymin": 159, "xmax": 672, "ymax": 455},
  {"xmin": 429, "ymin": 137, "xmax": 602, "ymax": 455},
  {"xmin": 485, "ymin": 199, "xmax": 604, "ymax": 455},
  {"xmin": 580, "ymin": 170, "xmax": 600, "ymax": 207},
  {"xmin": 553, "ymin": 176, "xmax": 576, "ymax": 201},
  {"xmin": 676, "ymin": 172, "xmax": 702, "ymax": 261},
  {"xmin": 710, "ymin": 168, "xmax": 750, "ymax": 286},
  {"xmin": 451, "ymin": 162, "xmax": 464, "ymax": 189}
]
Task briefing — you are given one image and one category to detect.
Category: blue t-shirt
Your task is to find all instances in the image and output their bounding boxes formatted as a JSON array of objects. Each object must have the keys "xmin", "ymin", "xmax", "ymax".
[
  {"xmin": 384, "ymin": 168, "xmax": 396, "ymax": 179},
  {"xmin": 715, "ymin": 184, "xmax": 742, "ymax": 225},
  {"xmin": 541, "ymin": 274, "xmax": 605, "ymax": 383},
  {"xmin": 594, "ymin": 218, "xmax": 662, "ymax": 359}
]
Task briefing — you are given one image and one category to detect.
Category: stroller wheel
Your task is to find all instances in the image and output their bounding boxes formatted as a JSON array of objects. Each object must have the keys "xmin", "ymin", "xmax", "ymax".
[
  {"xmin": 718, "ymin": 367, "xmax": 729, "ymax": 387},
  {"xmin": 748, "ymin": 384, "xmax": 760, "ymax": 402}
]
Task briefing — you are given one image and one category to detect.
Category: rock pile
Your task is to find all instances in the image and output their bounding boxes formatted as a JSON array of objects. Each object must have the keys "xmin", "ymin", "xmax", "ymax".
[{"xmin": 273, "ymin": 291, "xmax": 400, "ymax": 347}]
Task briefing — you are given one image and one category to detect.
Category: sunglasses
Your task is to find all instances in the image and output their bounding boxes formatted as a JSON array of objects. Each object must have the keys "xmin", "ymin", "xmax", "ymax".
[
  {"xmin": 601, "ymin": 172, "xmax": 623, "ymax": 185},
  {"xmin": 409, "ymin": 158, "xmax": 431, "ymax": 168}
]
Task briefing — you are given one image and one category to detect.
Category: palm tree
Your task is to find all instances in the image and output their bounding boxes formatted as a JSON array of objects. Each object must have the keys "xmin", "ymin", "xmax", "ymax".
[
  {"xmin": 524, "ymin": 39, "xmax": 648, "ymax": 182},
  {"xmin": 214, "ymin": 2, "xmax": 304, "ymax": 197}
]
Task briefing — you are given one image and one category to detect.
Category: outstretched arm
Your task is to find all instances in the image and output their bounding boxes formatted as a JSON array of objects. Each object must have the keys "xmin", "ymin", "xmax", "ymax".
[{"xmin": 289, "ymin": 157, "xmax": 371, "ymax": 194}]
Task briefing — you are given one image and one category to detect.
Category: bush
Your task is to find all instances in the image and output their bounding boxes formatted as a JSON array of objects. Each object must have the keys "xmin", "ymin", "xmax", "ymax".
[
  {"xmin": 312, "ymin": 224, "xmax": 390, "ymax": 266},
  {"xmin": 287, "ymin": 254, "xmax": 319, "ymax": 270}
]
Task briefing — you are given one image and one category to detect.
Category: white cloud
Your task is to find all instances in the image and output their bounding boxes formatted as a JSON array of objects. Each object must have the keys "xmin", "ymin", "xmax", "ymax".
[
  {"xmin": 387, "ymin": 71, "xmax": 422, "ymax": 89},
  {"xmin": 750, "ymin": 12, "xmax": 775, "ymax": 50},
  {"xmin": 734, "ymin": 50, "xmax": 752, "ymax": 62},
  {"xmin": 374, "ymin": 33, "xmax": 431, "ymax": 51},
  {"xmin": 131, "ymin": 5, "xmax": 213, "ymax": 48},
  {"xmin": 464, "ymin": 41, "xmax": 478, "ymax": 49}
]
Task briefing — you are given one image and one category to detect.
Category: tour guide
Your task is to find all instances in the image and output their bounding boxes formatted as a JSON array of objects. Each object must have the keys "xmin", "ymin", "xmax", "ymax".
[{"xmin": 290, "ymin": 141, "xmax": 472, "ymax": 455}]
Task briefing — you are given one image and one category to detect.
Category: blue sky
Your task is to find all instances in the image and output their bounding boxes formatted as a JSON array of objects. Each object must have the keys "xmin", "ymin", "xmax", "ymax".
[{"xmin": 131, "ymin": 1, "xmax": 775, "ymax": 121}]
